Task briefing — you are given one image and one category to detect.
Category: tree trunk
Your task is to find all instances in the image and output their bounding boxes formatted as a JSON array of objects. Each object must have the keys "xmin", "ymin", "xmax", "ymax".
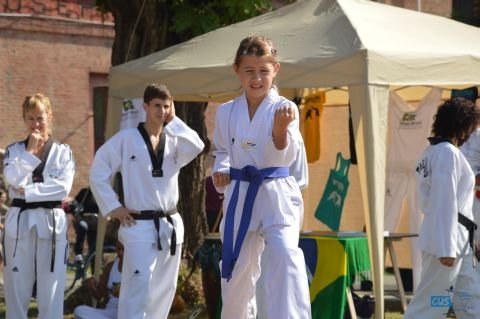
[
  {"xmin": 104, "ymin": 0, "xmax": 209, "ymax": 259},
  {"xmin": 176, "ymin": 102, "xmax": 211, "ymax": 258}
]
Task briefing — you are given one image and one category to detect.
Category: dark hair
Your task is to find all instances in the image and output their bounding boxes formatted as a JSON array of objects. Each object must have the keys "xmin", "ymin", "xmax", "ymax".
[
  {"xmin": 431, "ymin": 97, "xmax": 479, "ymax": 144},
  {"xmin": 143, "ymin": 83, "xmax": 172, "ymax": 104},
  {"xmin": 234, "ymin": 34, "xmax": 278, "ymax": 66}
]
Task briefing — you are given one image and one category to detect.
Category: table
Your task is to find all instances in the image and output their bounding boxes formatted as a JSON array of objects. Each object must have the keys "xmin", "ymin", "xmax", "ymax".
[
  {"xmin": 384, "ymin": 232, "xmax": 418, "ymax": 313},
  {"xmin": 299, "ymin": 233, "xmax": 371, "ymax": 319},
  {"xmin": 203, "ymin": 232, "xmax": 390, "ymax": 319}
]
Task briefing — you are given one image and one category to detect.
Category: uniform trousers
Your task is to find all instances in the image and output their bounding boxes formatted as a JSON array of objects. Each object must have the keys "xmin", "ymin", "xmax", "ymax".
[
  {"xmin": 220, "ymin": 224, "xmax": 311, "ymax": 319},
  {"xmin": 4, "ymin": 227, "xmax": 67, "ymax": 319},
  {"xmin": 118, "ymin": 239, "xmax": 181, "ymax": 319},
  {"xmin": 74, "ymin": 301, "xmax": 118, "ymax": 319},
  {"xmin": 404, "ymin": 247, "xmax": 480, "ymax": 319},
  {"xmin": 385, "ymin": 171, "xmax": 423, "ymax": 291},
  {"xmin": 472, "ymin": 198, "xmax": 480, "ymax": 276}
]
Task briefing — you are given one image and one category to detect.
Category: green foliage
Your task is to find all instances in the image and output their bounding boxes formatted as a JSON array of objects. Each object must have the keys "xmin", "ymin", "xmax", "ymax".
[
  {"xmin": 170, "ymin": 0, "xmax": 273, "ymax": 37},
  {"xmin": 94, "ymin": 0, "xmax": 278, "ymax": 43}
]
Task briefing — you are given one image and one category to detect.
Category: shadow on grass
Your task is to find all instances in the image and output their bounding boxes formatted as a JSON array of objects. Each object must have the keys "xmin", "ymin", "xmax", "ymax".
[{"xmin": 0, "ymin": 298, "xmax": 39, "ymax": 318}]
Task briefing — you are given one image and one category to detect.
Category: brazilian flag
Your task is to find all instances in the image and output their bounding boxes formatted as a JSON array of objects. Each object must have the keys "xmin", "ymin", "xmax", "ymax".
[{"xmin": 299, "ymin": 236, "xmax": 370, "ymax": 319}]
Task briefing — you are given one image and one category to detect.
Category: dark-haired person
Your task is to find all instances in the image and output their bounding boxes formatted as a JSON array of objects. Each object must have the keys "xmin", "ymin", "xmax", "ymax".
[
  {"xmin": 3, "ymin": 94, "xmax": 75, "ymax": 319},
  {"xmin": 74, "ymin": 241, "xmax": 124, "ymax": 319},
  {"xmin": 405, "ymin": 97, "xmax": 480, "ymax": 319},
  {"xmin": 89, "ymin": 83, "xmax": 204, "ymax": 319}
]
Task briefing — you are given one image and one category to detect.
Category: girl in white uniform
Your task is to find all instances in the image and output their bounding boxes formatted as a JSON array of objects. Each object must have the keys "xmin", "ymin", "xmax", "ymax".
[
  {"xmin": 213, "ymin": 35, "xmax": 311, "ymax": 319},
  {"xmin": 3, "ymin": 94, "xmax": 75, "ymax": 319},
  {"xmin": 90, "ymin": 84, "xmax": 204, "ymax": 319},
  {"xmin": 405, "ymin": 97, "xmax": 480, "ymax": 319}
]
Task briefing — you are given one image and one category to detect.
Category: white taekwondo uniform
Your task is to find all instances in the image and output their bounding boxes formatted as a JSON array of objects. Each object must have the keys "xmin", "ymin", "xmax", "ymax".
[
  {"xmin": 461, "ymin": 128, "xmax": 480, "ymax": 275},
  {"xmin": 256, "ymin": 137, "xmax": 309, "ymax": 319},
  {"xmin": 3, "ymin": 139, "xmax": 75, "ymax": 319},
  {"xmin": 405, "ymin": 139, "xmax": 480, "ymax": 319},
  {"xmin": 74, "ymin": 257, "xmax": 121, "ymax": 319},
  {"xmin": 385, "ymin": 88, "xmax": 441, "ymax": 291},
  {"xmin": 213, "ymin": 89, "xmax": 311, "ymax": 319},
  {"xmin": 90, "ymin": 117, "xmax": 204, "ymax": 319}
]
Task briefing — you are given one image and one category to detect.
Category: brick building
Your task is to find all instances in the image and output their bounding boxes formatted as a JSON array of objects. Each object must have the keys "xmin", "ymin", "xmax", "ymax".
[{"xmin": 0, "ymin": 0, "xmax": 114, "ymax": 195}]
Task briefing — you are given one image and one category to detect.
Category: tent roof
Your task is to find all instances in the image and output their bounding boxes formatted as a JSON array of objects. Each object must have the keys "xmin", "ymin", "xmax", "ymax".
[{"xmin": 109, "ymin": 0, "xmax": 480, "ymax": 101}]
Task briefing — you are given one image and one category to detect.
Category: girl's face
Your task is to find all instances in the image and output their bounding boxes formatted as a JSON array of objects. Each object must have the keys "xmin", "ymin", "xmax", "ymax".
[
  {"xmin": 24, "ymin": 104, "xmax": 50, "ymax": 137},
  {"xmin": 234, "ymin": 55, "xmax": 280, "ymax": 103}
]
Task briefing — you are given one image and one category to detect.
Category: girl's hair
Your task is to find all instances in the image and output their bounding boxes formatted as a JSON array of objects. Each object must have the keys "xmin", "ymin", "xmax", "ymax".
[
  {"xmin": 22, "ymin": 94, "xmax": 52, "ymax": 120},
  {"xmin": 234, "ymin": 34, "xmax": 278, "ymax": 66},
  {"xmin": 431, "ymin": 97, "xmax": 479, "ymax": 143},
  {"xmin": 143, "ymin": 83, "xmax": 172, "ymax": 104}
]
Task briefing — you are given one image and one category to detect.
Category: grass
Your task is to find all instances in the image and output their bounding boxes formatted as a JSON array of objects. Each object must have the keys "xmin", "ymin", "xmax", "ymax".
[
  {"xmin": 0, "ymin": 298, "xmax": 406, "ymax": 319},
  {"xmin": 0, "ymin": 264, "xmax": 409, "ymax": 318}
]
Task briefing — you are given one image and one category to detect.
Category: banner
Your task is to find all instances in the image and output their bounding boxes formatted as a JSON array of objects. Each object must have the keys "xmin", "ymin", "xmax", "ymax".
[{"xmin": 120, "ymin": 98, "xmax": 145, "ymax": 130}]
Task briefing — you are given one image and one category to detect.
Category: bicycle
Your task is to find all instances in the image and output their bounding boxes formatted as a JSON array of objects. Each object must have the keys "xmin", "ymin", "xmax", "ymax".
[{"xmin": 65, "ymin": 239, "xmax": 117, "ymax": 293}]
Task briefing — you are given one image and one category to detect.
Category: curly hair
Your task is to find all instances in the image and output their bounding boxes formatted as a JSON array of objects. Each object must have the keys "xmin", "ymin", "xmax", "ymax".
[{"xmin": 431, "ymin": 97, "xmax": 479, "ymax": 145}]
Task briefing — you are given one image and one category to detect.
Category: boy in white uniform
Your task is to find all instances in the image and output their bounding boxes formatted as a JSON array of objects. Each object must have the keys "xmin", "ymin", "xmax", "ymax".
[
  {"xmin": 3, "ymin": 93, "xmax": 75, "ymax": 319},
  {"xmin": 405, "ymin": 97, "xmax": 480, "ymax": 319},
  {"xmin": 90, "ymin": 83, "xmax": 204, "ymax": 319}
]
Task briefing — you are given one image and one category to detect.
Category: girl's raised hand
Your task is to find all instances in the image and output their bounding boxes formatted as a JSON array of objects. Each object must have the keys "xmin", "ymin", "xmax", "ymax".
[
  {"xmin": 272, "ymin": 105, "xmax": 295, "ymax": 150},
  {"xmin": 274, "ymin": 106, "xmax": 296, "ymax": 131}
]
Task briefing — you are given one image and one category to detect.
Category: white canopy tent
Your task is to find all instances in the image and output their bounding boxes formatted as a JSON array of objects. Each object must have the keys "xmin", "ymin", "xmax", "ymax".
[{"xmin": 101, "ymin": 0, "xmax": 480, "ymax": 316}]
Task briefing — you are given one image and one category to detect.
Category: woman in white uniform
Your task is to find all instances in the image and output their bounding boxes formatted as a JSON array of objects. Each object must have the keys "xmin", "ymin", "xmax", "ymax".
[
  {"xmin": 212, "ymin": 35, "xmax": 311, "ymax": 319},
  {"xmin": 3, "ymin": 93, "xmax": 75, "ymax": 319},
  {"xmin": 405, "ymin": 97, "xmax": 480, "ymax": 319}
]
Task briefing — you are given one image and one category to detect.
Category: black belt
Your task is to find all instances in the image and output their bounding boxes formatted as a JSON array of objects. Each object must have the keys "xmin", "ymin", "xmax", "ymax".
[
  {"xmin": 131, "ymin": 209, "xmax": 178, "ymax": 255},
  {"xmin": 458, "ymin": 212, "xmax": 477, "ymax": 251},
  {"xmin": 10, "ymin": 198, "xmax": 63, "ymax": 272}
]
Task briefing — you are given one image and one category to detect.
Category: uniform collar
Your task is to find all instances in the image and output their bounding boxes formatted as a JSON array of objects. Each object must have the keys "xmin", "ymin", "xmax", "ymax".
[{"xmin": 428, "ymin": 137, "xmax": 454, "ymax": 145}]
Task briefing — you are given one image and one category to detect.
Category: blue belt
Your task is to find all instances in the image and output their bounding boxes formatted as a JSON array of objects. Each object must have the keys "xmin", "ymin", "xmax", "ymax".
[{"xmin": 221, "ymin": 165, "xmax": 289, "ymax": 280}]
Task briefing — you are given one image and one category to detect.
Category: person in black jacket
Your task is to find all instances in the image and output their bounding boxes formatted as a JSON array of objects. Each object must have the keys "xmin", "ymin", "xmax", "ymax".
[{"xmin": 68, "ymin": 187, "xmax": 99, "ymax": 263}]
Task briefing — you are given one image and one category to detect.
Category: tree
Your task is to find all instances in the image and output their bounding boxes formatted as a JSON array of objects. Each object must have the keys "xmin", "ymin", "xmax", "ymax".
[{"xmin": 97, "ymin": 0, "xmax": 275, "ymax": 258}]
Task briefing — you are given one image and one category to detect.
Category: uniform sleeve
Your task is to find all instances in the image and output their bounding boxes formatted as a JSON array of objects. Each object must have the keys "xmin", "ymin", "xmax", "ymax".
[
  {"xmin": 428, "ymin": 150, "xmax": 458, "ymax": 258},
  {"xmin": 289, "ymin": 136, "xmax": 309, "ymax": 190},
  {"xmin": 263, "ymin": 100, "xmax": 300, "ymax": 167},
  {"xmin": 3, "ymin": 144, "xmax": 41, "ymax": 189},
  {"xmin": 23, "ymin": 145, "xmax": 75, "ymax": 202},
  {"xmin": 89, "ymin": 136, "xmax": 123, "ymax": 217},
  {"xmin": 164, "ymin": 116, "xmax": 204, "ymax": 168},
  {"xmin": 212, "ymin": 105, "xmax": 231, "ymax": 194}
]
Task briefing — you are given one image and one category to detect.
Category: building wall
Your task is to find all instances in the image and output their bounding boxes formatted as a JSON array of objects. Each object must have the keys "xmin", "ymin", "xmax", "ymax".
[
  {"xmin": 0, "ymin": 0, "xmax": 114, "ymax": 196},
  {"xmin": 384, "ymin": 0, "xmax": 452, "ymax": 17}
]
